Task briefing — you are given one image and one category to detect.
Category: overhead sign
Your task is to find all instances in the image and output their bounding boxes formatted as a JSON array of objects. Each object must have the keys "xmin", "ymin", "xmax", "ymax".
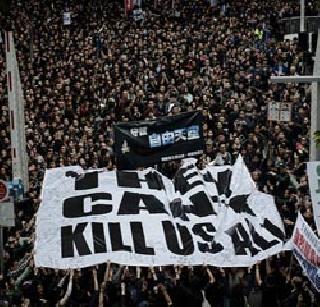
[
  {"xmin": 34, "ymin": 157, "xmax": 286, "ymax": 269},
  {"xmin": 292, "ymin": 213, "xmax": 320, "ymax": 292},
  {"xmin": 114, "ymin": 111, "xmax": 204, "ymax": 170},
  {"xmin": 0, "ymin": 180, "xmax": 8, "ymax": 202}
]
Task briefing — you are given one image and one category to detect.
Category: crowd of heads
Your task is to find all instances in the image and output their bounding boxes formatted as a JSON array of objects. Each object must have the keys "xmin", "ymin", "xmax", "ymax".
[{"xmin": 0, "ymin": 0, "xmax": 319, "ymax": 306}]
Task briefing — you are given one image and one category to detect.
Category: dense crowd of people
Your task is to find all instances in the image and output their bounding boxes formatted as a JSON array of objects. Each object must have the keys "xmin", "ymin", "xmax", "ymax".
[{"xmin": 0, "ymin": 0, "xmax": 319, "ymax": 306}]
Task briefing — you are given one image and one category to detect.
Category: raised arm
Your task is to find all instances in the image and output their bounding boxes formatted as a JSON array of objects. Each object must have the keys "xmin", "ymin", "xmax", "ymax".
[
  {"xmin": 159, "ymin": 284, "xmax": 173, "ymax": 307},
  {"xmin": 58, "ymin": 269, "xmax": 74, "ymax": 306},
  {"xmin": 266, "ymin": 258, "xmax": 272, "ymax": 275},
  {"xmin": 207, "ymin": 268, "xmax": 215, "ymax": 284},
  {"xmin": 255, "ymin": 263, "xmax": 262, "ymax": 286},
  {"xmin": 99, "ymin": 261, "xmax": 111, "ymax": 307},
  {"xmin": 93, "ymin": 267, "xmax": 98, "ymax": 291}
]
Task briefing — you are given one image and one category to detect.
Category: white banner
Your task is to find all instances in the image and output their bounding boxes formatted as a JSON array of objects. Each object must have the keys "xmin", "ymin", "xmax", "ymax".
[
  {"xmin": 307, "ymin": 162, "xmax": 320, "ymax": 234},
  {"xmin": 35, "ymin": 157, "xmax": 286, "ymax": 269},
  {"xmin": 292, "ymin": 213, "xmax": 320, "ymax": 292}
]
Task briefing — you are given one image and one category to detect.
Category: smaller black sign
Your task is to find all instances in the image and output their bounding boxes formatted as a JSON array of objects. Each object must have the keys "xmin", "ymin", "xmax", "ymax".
[{"xmin": 114, "ymin": 111, "xmax": 204, "ymax": 170}]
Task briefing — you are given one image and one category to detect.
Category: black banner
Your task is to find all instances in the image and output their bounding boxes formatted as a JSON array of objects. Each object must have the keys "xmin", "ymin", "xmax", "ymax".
[{"xmin": 114, "ymin": 111, "xmax": 204, "ymax": 170}]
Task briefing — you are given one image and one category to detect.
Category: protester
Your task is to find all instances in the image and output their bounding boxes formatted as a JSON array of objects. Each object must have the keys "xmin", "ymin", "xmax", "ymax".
[{"xmin": 0, "ymin": 0, "xmax": 319, "ymax": 306}]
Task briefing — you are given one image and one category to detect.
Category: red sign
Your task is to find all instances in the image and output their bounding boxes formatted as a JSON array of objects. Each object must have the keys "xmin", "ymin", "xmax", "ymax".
[
  {"xmin": 125, "ymin": 0, "xmax": 134, "ymax": 15},
  {"xmin": 0, "ymin": 180, "xmax": 8, "ymax": 202}
]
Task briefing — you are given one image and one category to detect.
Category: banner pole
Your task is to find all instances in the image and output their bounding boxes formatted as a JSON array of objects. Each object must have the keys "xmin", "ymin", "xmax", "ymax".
[
  {"xmin": 0, "ymin": 226, "xmax": 3, "ymax": 275},
  {"xmin": 288, "ymin": 253, "xmax": 293, "ymax": 279}
]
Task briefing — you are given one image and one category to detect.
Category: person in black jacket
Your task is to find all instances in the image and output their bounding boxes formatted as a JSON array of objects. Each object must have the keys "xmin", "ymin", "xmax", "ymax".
[{"xmin": 205, "ymin": 268, "xmax": 225, "ymax": 307}]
